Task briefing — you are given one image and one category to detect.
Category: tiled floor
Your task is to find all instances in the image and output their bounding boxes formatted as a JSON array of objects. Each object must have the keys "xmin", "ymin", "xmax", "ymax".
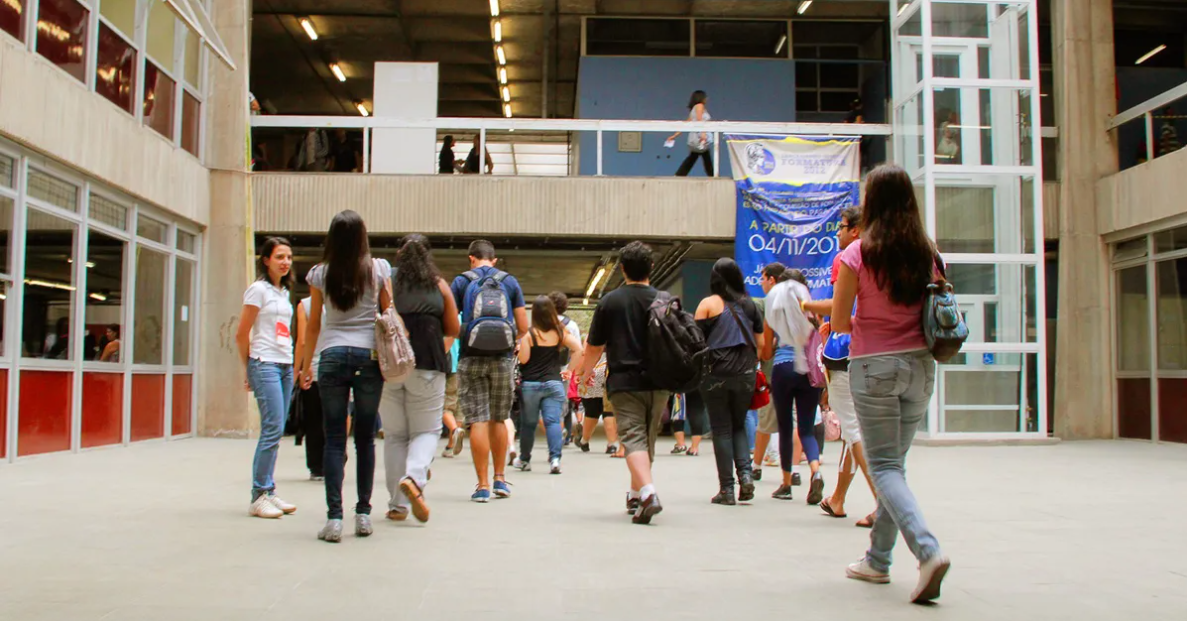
[{"xmin": 1, "ymin": 435, "xmax": 1184, "ymax": 620}]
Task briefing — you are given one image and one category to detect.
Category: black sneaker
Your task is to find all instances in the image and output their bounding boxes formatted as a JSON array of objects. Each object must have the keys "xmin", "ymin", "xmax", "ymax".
[
  {"xmin": 792, "ymin": 472, "xmax": 803, "ymax": 486},
  {"xmin": 738, "ymin": 474, "xmax": 756, "ymax": 502},
  {"xmin": 605, "ymin": 444, "xmax": 617, "ymax": 455},
  {"xmin": 711, "ymin": 490, "xmax": 737, "ymax": 505},
  {"xmin": 632, "ymin": 494, "xmax": 663, "ymax": 524},
  {"xmin": 752, "ymin": 468, "xmax": 762, "ymax": 482},
  {"xmin": 577, "ymin": 438, "xmax": 591, "ymax": 453},
  {"xmin": 626, "ymin": 493, "xmax": 640, "ymax": 515},
  {"xmin": 772, "ymin": 484, "xmax": 793, "ymax": 500},
  {"xmin": 807, "ymin": 473, "xmax": 825, "ymax": 506}
]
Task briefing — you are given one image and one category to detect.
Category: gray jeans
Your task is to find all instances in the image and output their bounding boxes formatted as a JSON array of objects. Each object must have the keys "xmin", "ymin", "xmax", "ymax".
[
  {"xmin": 850, "ymin": 351, "xmax": 941, "ymax": 572},
  {"xmin": 380, "ymin": 369, "xmax": 446, "ymax": 511}
]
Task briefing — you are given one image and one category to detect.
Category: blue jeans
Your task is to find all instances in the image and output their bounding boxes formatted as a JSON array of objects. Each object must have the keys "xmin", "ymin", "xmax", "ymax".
[
  {"xmin": 247, "ymin": 359, "xmax": 294, "ymax": 501},
  {"xmin": 318, "ymin": 347, "xmax": 384, "ymax": 520},
  {"xmin": 519, "ymin": 380, "xmax": 566, "ymax": 462},
  {"xmin": 745, "ymin": 409, "xmax": 758, "ymax": 452},
  {"xmin": 850, "ymin": 351, "xmax": 941, "ymax": 572}
]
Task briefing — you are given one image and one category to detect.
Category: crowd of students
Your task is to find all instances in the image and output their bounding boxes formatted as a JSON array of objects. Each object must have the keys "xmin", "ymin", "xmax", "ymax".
[{"xmin": 233, "ymin": 164, "xmax": 950, "ymax": 604}]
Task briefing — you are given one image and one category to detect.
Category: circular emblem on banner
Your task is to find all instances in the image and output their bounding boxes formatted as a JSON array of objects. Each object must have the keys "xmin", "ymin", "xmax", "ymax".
[{"xmin": 745, "ymin": 143, "xmax": 776, "ymax": 176}]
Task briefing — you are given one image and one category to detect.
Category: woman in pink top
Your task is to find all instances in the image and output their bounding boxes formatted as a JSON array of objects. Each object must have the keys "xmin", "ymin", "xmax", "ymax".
[{"xmin": 831, "ymin": 165, "xmax": 950, "ymax": 604}]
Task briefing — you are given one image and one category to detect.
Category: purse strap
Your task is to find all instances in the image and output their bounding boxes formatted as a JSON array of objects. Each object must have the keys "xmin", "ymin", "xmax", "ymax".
[{"xmin": 726, "ymin": 302, "xmax": 757, "ymax": 352}]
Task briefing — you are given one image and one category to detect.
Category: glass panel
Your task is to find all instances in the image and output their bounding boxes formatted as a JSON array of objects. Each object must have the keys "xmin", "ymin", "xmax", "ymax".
[
  {"xmin": 934, "ymin": 87, "xmax": 1033, "ymax": 167},
  {"xmin": 900, "ymin": 7, "xmax": 922, "ymax": 37},
  {"xmin": 146, "ymin": 0, "xmax": 176, "ymax": 66},
  {"xmin": 0, "ymin": 282, "xmax": 7, "ymax": 355},
  {"xmin": 940, "ymin": 353, "xmax": 1038, "ymax": 432},
  {"xmin": 585, "ymin": 18, "xmax": 691, "ymax": 57},
  {"xmin": 0, "ymin": 195, "xmax": 11, "ymax": 274},
  {"xmin": 1159, "ymin": 379, "xmax": 1187, "ymax": 443},
  {"xmin": 181, "ymin": 92, "xmax": 200, "ymax": 157},
  {"xmin": 27, "ymin": 170, "xmax": 78, "ymax": 212},
  {"xmin": 137, "ymin": 215, "xmax": 168, "ymax": 243},
  {"xmin": 0, "ymin": 0, "xmax": 23, "ymax": 41},
  {"xmin": 35, "ymin": 0, "xmax": 88, "ymax": 83},
  {"xmin": 96, "ymin": 23, "xmax": 136, "ymax": 114},
  {"xmin": 934, "ymin": 179, "xmax": 1032, "ymax": 254},
  {"xmin": 133, "ymin": 247, "xmax": 167, "ymax": 365},
  {"xmin": 143, "ymin": 61, "xmax": 176, "ymax": 140},
  {"xmin": 694, "ymin": 20, "xmax": 787, "ymax": 59},
  {"xmin": 0, "ymin": 153, "xmax": 12, "ymax": 187},
  {"xmin": 174, "ymin": 259, "xmax": 193, "ymax": 365},
  {"xmin": 796, "ymin": 63, "xmax": 819, "ymax": 89},
  {"xmin": 1117, "ymin": 266, "xmax": 1150, "ymax": 372},
  {"xmin": 1156, "ymin": 257, "xmax": 1187, "ymax": 371},
  {"xmin": 1012, "ymin": 6, "xmax": 1031, "ymax": 81},
  {"xmin": 931, "ymin": 3, "xmax": 989, "ymax": 39},
  {"xmin": 99, "ymin": 0, "xmax": 135, "ymax": 38},
  {"xmin": 85, "ymin": 230, "xmax": 125, "ymax": 363},
  {"xmin": 1115, "ymin": 237, "xmax": 1148, "ymax": 263},
  {"xmin": 820, "ymin": 64, "xmax": 859, "ymax": 89},
  {"xmin": 1154, "ymin": 226, "xmax": 1187, "ymax": 254},
  {"xmin": 897, "ymin": 92, "xmax": 925, "ymax": 175},
  {"xmin": 89, "ymin": 194, "xmax": 128, "ymax": 229},
  {"xmin": 184, "ymin": 27, "xmax": 200, "ymax": 86},
  {"xmin": 22, "ymin": 209, "xmax": 76, "ymax": 360},
  {"xmin": 943, "ymin": 263, "xmax": 1036, "ymax": 344},
  {"xmin": 176, "ymin": 230, "xmax": 196, "ymax": 253},
  {"xmin": 821, "ymin": 92, "xmax": 857, "ymax": 112},
  {"xmin": 1117, "ymin": 377, "xmax": 1152, "ymax": 440}
]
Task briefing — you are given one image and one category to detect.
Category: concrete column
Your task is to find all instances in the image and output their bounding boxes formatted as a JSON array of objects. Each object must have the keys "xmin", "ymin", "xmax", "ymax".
[
  {"xmin": 198, "ymin": 0, "xmax": 256, "ymax": 437},
  {"xmin": 1052, "ymin": 0, "xmax": 1117, "ymax": 439}
]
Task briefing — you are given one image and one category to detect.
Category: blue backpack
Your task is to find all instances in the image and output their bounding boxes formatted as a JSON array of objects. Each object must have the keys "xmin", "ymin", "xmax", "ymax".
[
  {"xmin": 821, "ymin": 332, "xmax": 851, "ymax": 372},
  {"xmin": 923, "ymin": 258, "xmax": 970, "ymax": 362},
  {"xmin": 461, "ymin": 269, "xmax": 516, "ymax": 355}
]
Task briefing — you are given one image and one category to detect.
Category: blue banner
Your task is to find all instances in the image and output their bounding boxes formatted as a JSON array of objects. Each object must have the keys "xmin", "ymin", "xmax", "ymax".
[{"xmin": 726, "ymin": 135, "xmax": 861, "ymax": 299}]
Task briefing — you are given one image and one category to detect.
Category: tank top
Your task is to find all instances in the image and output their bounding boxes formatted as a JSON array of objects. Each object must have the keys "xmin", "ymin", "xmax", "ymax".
[
  {"xmin": 687, "ymin": 107, "xmax": 713, "ymax": 151},
  {"xmin": 393, "ymin": 276, "xmax": 448, "ymax": 373},
  {"xmin": 521, "ymin": 330, "xmax": 564, "ymax": 383}
]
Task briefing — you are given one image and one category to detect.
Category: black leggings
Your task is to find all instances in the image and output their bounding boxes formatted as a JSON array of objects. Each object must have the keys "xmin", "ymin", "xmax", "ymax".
[
  {"xmin": 676, "ymin": 150, "xmax": 713, "ymax": 176},
  {"xmin": 300, "ymin": 383, "xmax": 324, "ymax": 476},
  {"xmin": 700, "ymin": 374, "xmax": 755, "ymax": 490},
  {"xmin": 771, "ymin": 363, "xmax": 822, "ymax": 473},
  {"xmin": 683, "ymin": 390, "xmax": 710, "ymax": 436},
  {"xmin": 582, "ymin": 397, "xmax": 610, "ymax": 419}
]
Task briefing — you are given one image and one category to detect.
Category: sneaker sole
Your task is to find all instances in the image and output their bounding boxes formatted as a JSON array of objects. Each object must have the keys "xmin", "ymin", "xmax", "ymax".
[
  {"xmin": 471, "ymin": 496, "xmax": 491, "ymax": 503},
  {"xmin": 494, "ymin": 490, "xmax": 511, "ymax": 499},
  {"xmin": 739, "ymin": 482, "xmax": 756, "ymax": 502},
  {"xmin": 911, "ymin": 558, "xmax": 951, "ymax": 604},
  {"xmin": 386, "ymin": 510, "xmax": 409, "ymax": 522},
  {"xmin": 632, "ymin": 502, "xmax": 663, "ymax": 525},
  {"xmin": 250, "ymin": 510, "xmax": 283, "ymax": 519},
  {"xmin": 317, "ymin": 531, "xmax": 343, "ymax": 543},
  {"xmin": 400, "ymin": 479, "xmax": 431, "ymax": 523},
  {"xmin": 807, "ymin": 478, "xmax": 825, "ymax": 505},
  {"xmin": 452, "ymin": 429, "xmax": 465, "ymax": 456},
  {"xmin": 846, "ymin": 567, "xmax": 891, "ymax": 584}
]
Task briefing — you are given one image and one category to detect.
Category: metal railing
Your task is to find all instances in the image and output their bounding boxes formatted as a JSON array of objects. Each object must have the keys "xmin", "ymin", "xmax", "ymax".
[
  {"xmin": 1108, "ymin": 80, "xmax": 1187, "ymax": 168},
  {"xmin": 250, "ymin": 115, "xmax": 893, "ymax": 177}
]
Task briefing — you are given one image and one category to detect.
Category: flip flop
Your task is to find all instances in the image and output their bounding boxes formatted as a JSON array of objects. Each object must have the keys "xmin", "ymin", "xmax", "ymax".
[
  {"xmin": 856, "ymin": 512, "xmax": 876, "ymax": 528},
  {"xmin": 820, "ymin": 498, "xmax": 847, "ymax": 518}
]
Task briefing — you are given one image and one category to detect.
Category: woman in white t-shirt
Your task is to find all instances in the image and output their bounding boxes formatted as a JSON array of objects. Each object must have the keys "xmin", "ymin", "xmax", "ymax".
[
  {"xmin": 235, "ymin": 237, "xmax": 297, "ymax": 520},
  {"xmin": 301, "ymin": 209, "xmax": 392, "ymax": 543}
]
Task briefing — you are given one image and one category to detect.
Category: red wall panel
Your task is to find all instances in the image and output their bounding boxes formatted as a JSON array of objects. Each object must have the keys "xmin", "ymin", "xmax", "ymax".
[
  {"xmin": 172, "ymin": 374, "xmax": 192, "ymax": 436},
  {"xmin": 130, "ymin": 374, "xmax": 165, "ymax": 441},
  {"xmin": 82, "ymin": 372, "xmax": 123, "ymax": 448},
  {"xmin": 18, "ymin": 371, "xmax": 72, "ymax": 456},
  {"xmin": 1159, "ymin": 378, "xmax": 1187, "ymax": 444},
  {"xmin": 1117, "ymin": 378, "xmax": 1153, "ymax": 440},
  {"xmin": 0, "ymin": 369, "xmax": 8, "ymax": 458}
]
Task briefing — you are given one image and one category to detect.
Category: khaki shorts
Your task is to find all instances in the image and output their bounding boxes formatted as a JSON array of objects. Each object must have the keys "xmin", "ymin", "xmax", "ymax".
[
  {"xmin": 757, "ymin": 402, "xmax": 778, "ymax": 435},
  {"xmin": 444, "ymin": 373, "xmax": 459, "ymax": 417},
  {"xmin": 608, "ymin": 390, "xmax": 670, "ymax": 461}
]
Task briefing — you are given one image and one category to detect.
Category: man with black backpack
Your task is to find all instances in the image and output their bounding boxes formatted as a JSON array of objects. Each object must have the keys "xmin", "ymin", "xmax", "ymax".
[
  {"xmin": 450, "ymin": 240, "xmax": 529, "ymax": 503},
  {"xmin": 578, "ymin": 241, "xmax": 706, "ymax": 525}
]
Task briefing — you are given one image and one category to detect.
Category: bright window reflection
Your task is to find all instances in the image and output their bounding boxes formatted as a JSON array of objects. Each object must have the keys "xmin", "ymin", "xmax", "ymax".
[
  {"xmin": 22, "ymin": 209, "xmax": 76, "ymax": 360},
  {"xmin": 36, "ymin": 0, "xmax": 88, "ymax": 83},
  {"xmin": 0, "ymin": 0, "xmax": 23, "ymax": 41},
  {"xmin": 143, "ymin": 62, "xmax": 176, "ymax": 140},
  {"xmin": 85, "ymin": 230, "xmax": 124, "ymax": 363},
  {"xmin": 133, "ymin": 247, "xmax": 166, "ymax": 365},
  {"xmin": 96, "ymin": 23, "xmax": 136, "ymax": 114}
]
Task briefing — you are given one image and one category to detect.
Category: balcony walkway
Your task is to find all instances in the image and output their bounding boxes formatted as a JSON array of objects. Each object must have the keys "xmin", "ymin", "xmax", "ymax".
[{"xmin": 1, "ymin": 436, "xmax": 1183, "ymax": 620}]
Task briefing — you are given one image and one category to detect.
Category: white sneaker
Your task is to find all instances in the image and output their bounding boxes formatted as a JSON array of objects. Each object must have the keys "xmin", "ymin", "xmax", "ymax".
[
  {"xmin": 249, "ymin": 495, "xmax": 283, "ymax": 519},
  {"xmin": 512, "ymin": 457, "xmax": 531, "ymax": 472},
  {"xmin": 549, "ymin": 458, "xmax": 561, "ymax": 475},
  {"xmin": 266, "ymin": 494, "xmax": 297, "ymax": 514},
  {"xmin": 846, "ymin": 558, "xmax": 890, "ymax": 584},
  {"xmin": 451, "ymin": 427, "xmax": 465, "ymax": 456},
  {"xmin": 911, "ymin": 555, "xmax": 951, "ymax": 604}
]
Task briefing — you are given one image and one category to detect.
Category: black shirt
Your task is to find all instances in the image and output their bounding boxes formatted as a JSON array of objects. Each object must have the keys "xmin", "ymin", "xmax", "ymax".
[
  {"xmin": 439, "ymin": 146, "xmax": 455, "ymax": 174},
  {"xmin": 696, "ymin": 298, "xmax": 763, "ymax": 378},
  {"xmin": 393, "ymin": 279, "xmax": 449, "ymax": 374},
  {"xmin": 587, "ymin": 284, "xmax": 659, "ymax": 394}
]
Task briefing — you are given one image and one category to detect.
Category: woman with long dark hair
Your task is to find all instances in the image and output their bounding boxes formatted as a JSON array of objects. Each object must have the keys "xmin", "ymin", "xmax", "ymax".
[
  {"xmin": 833, "ymin": 165, "xmax": 949, "ymax": 603},
  {"xmin": 694, "ymin": 258, "xmax": 764, "ymax": 505},
  {"xmin": 301, "ymin": 210, "xmax": 391, "ymax": 543},
  {"xmin": 667, "ymin": 90, "xmax": 714, "ymax": 177},
  {"xmin": 236, "ymin": 237, "xmax": 297, "ymax": 519},
  {"xmin": 379, "ymin": 235, "xmax": 460, "ymax": 524},
  {"xmin": 513, "ymin": 295, "xmax": 583, "ymax": 475}
]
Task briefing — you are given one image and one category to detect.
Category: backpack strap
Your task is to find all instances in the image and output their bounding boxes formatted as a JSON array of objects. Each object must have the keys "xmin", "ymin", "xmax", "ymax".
[
  {"xmin": 462, "ymin": 270, "xmax": 480, "ymax": 283},
  {"xmin": 491, "ymin": 270, "xmax": 510, "ymax": 284}
]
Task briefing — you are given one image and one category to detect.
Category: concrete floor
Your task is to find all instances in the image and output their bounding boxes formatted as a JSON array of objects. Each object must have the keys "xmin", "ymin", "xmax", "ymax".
[{"xmin": 1, "ymin": 434, "xmax": 1185, "ymax": 620}]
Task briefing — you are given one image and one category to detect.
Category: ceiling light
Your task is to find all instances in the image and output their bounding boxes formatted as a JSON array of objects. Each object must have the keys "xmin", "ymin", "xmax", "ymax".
[
  {"xmin": 774, "ymin": 34, "xmax": 787, "ymax": 55},
  {"xmin": 499, "ymin": 67, "xmax": 507, "ymax": 85},
  {"xmin": 797, "ymin": 1, "xmax": 812, "ymax": 15},
  {"xmin": 89, "ymin": 292, "xmax": 107, "ymax": 302},
  {"xmin": 496, "ymin": 45, "xmax": 506, "ymax": 65},
  {"xmin": 502, "ymin": 86, "xmax": 510, "ymax": 102},
  {"xmin": 24, "ymin": 278, "xmax": 76, "ymax": 292},
  {"xmin": 1135, "ymin": 44, "xmax": 1167, "ymax": 65},
  {"xmin": 330, "ymin": 63, "xmax": 346, "ymax": 82},
  {"xmin": 489, "ymin": 0, "xmax": 499, "ymax": 17},
  {"xmin": 582, "ymin": 297, "xmax": 588, "ymax": 306},
  {"xmin": 504, "ymin": 103, "xmax": 512, "ymax": 118},
  {"xmin": 494, "ymin": 21, "xmax": 502, "ymax": 43},
  {"xmin": 356, "ymin": 102, "xmax": 370, "ymax": 117},
  {"xmin": 585, "ymin": 267, "xmax": 607, "ymax": 297},
  {"xmin": 299, "ymin": 18, "xmax": 318, "ymax": 41},
  {"xmin": 898, "ymin": 2, "xmax": 910, "ymax": 16}
]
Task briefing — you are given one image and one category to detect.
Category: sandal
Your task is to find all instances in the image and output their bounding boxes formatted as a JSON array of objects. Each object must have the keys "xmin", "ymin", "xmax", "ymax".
[
  {"xmin": 820, "ymin": 498, "xmax": 847, "ymax": 519},
  {"xmin": 399, "ymin": 477, "xmax": 430, "ymax": 523},
  {"xmin": 687, "ymin": 448, "xmax": 699, "ymax": 456},
  {"xmin": 671, "ymin": 445, "xmax": 688, "ymax": 454},
  {"xmin": 856, "ymin": 512, "xmax": 876, "ymax": 528}
]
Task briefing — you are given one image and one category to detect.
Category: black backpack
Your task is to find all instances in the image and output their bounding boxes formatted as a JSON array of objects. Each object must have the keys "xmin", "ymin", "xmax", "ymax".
[
  {"xmin": 645, "ymin": 292, "xmax": 707, "ymax": 393},
  {"xmin": 461, "ymin": 270, "xmax": 516, "ymax": 355}
]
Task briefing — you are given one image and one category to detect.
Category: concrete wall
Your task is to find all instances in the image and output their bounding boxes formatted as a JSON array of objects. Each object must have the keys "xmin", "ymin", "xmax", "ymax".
[
  {"xmin": 0, "ymin": 35, "xmax": 210, "ymax": 225},
  {"xmin": 1098, "ymin": 146, "xmax": 1187, "ymax": 237}
]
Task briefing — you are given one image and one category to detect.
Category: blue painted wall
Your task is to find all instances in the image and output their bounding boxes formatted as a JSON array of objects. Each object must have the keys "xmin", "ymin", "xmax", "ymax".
[{"xmin": 576, "ymin": 56, "xmax": 796, "ymax": 177}]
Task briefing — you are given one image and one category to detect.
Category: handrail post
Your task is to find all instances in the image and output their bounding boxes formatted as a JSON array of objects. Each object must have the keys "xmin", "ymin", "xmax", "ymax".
[
  {"xmin": 479, "ymin": 127, "xmax": 487, "ymax": 174},
  {"xmin": 362, "ymin": 127, "xmax": 370, "ymax": 173},
  {"xmin": 1145, "ymin": 112, "xmax": 1155, "ymax": 161},
  {"xmin": 713, "ymin": 131, "xmax": 720, "ymax": 177},
  {"xmin": 596, "ymin": 128, "xmax": 603, "ymax": 176}
]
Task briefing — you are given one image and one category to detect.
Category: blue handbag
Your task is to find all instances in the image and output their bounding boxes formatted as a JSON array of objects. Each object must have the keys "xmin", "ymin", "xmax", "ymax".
[{"xmin": 923, "ymin": 258, "xmax": 970, "ymax": 362}]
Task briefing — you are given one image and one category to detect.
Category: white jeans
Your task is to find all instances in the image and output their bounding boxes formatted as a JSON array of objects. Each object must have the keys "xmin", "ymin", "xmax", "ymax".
[{"xmin": 380, "ymin": 369, "xmax": 446, "ymax": 511}]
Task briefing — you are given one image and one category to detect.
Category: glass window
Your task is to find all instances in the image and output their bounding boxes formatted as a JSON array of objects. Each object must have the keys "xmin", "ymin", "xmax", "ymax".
[
  {"xmin": 1115, "ymin": 237, "xmax": 1148, "ymax": 263},
  {"xmin": 933, "ymin": 87, "xmax": 1034, "ymax": 167},
  {"xmin": 0, "ymin": 0, "xmax": 21, "ymax": 42},
  {"xmin": 585, "ymin": 18, "xmax": 691, "ymax": 57},
  {"xmin": 22, "ymin": 210, "xmax": 77, "ymax": 360},
  {"xmin": 143, "ymin": 62, "xmax": 176, "ymax": 140},
  {"xmin": 0, "ymin": 195, "xmax": 11, "ymax": 274},
  {"xmin": 1116, "ymin": 266, "xmax": 1149, "ymax": 372},
  {"xmin": 943, "ymin": 263, "xmax": 1037, "ymax": 344},
  {"xmin": 96, "ymin": 23, "xmax": 136, "ymax": 114},
  {"xmin": 176, "ymin": 230, "xmax": 196, "ymax": 253},
  {"xmin": 1156, "ymin": 257, "xmax": 1187, "ymax": 371},
  {"xmin": 693, "ymin": 20, "xmax": 787, "ymax": 59},
  {"xmin": 85, "ymin": 230, "xmax": 125, "ymax": 363},
  {"xmin": 932, "ymin": 3, "xmax": 990, "ymax": 39},
  {"xmin": 27, "ymin": 170, "xmax": 78, "ymax": 212},
  {"xmin": 0, "ymin": 281, "xmax": 7, "ymax": 355},
  {"xmin": 174, "ymin": 259, "xmax": 193, "ymax": 365},
  {"xmin": 181, "ymin": 92, "xmax": 200, "ymax": 157},
  {"xmin": 935, "ymin": 182, "xmax": 1032, "ymax": 254},
  {"xmin": 89, "ymin": 193, "xmax": 128, "ymax": 229},
  {"xmin": 0, "ymin": 153, "xmax": 13, "ymax": 187},
  {"xmin": 35, "ymin": 0, "xmax": 88, "ymax": 83},
  {"xmin": 146, "ymin": 0, "xmax": 177, "ymax": 67},
  {"xmin": 133, "ymin": 247, "xmax": 167, "ymax": 365},
  {"xmin": 98, "ymin": 0, "xmax": 135, "ymax": 38},
  {"xmin": 137, "ymin": 215, "xmax": 168, "ymax": 244},
  {"xmin": 184, "ymin": 27, "xmax": 201, "ymax": 87},
  {"xmin": 940, "ymin": 353, "xmax": 1037, "ymax": 432},
  {"xmin": 1154, "ymin": 226, "xmax": 1187, "ymax": 254}
]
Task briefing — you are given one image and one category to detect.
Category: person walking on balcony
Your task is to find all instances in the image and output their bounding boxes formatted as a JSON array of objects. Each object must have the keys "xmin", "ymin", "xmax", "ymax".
[
  {"xmin": 236, "ymin": 237, "xmax": 297, "ymax": 520},
  {"xmin": 833, "ymin": 165, "xmax": 949, "ymax": 603},
  {"xmin": 440, "ymin": 135, "xmax": 463, "ymax": 174},
  {"xmin": 513, "ymin": 295, "xmax": 584, "ymax": 475},
  {"xmin": 301, "ymin": 210, "xmax": 391, "ymax": 543},
  {"xmin": 465, "ymin": 142, "xmax": 495, "ymax": 174},
  {"xmin": 450, "ymin": 240, "xmax": 529, "ymax": 502},
  {"xmin": 668, "ymin": 90, "xmax": 714, "ymax": 177}
]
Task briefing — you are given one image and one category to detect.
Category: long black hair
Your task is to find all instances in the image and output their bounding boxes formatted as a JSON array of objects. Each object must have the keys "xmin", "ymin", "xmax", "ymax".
[
  {"xmin": 688, "ymin": 90, "xmax": 707, "ymax": 109},
  {"xmin": 530, "ymin": 295, "xmax": 565, "ymax": 346},
  {"xmin": 709, "ymin": 257, "xmax": 747, "ymax": 303},
  {"xmin": 859, "ymin": 165, "xmax": 936, "ymax": 305},
  {"xmin": 393, "ymin": 233, "xmax": 441, "ymax": 292},
  {"xmin": 320, "ymin": 210, "xmax": 372, "ymax": 311},
  {"xmin": 255, "ymin": 236, "xmax": 294, "ymax": 289}
]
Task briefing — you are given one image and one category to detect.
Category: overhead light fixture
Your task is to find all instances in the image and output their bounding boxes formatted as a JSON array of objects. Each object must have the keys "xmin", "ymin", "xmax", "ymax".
[
  {"xmin": 356, "ymin": 102, "xmax": 370, "ymax": 117},
  {"xmin": 797, "ymin": 1, "xmax": 812, "ymax": 15},
  {"xmin": 898, "ymin": 2, "xmax": 910, "ymax": 16},
  {"xmin": 330, "ymin": 63, "xmax": 346, "ymax": 82},
  {"xmin": 0, "ymin": 292, "xmax": 6, "ymax": 300},
  {"xmin": 504, "ymin": 103, "xmax": 512, "ymax": 118},
  {"xmin": 585, "ymin": 266, "xmax": 607, "ymax": 298},
  {"xmin": 1135, "ymin": 44, "xmax": 1167, "ymax": 65},
  {"xmin": 89, "ymin": 292, "xmax": 107, "ymax": 302},
  {"xmin": 489, "ymin": 0, "xmax": 499, "ymax": 17},
  {"xmin": 774, "ymin": 34, "xmax": 787, "ymax": 56},
  {"xmin": 299, "ymin": 17, "xmax": 318, "ymax": 41},
  {"xmin": 502, "ymin": 86, "xmax": 510, "ymax": 103},
  {"xmin": 496, "ymin": 45, "xmax": 506, "ymax": 65},
  {"xmin": 25, "ymin": 278, "xmax": 76, "ymax": 292},
  {"xmin": 494, "ymin": 21, "xmax": 502, "ymax": 43},
  {"xmin": 582, "ymin": 297, "xmax": 588, "ymax": 306},
  {"xmin": 499, "ymin": 67, "xmax": 507, "ymax": 85}
]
